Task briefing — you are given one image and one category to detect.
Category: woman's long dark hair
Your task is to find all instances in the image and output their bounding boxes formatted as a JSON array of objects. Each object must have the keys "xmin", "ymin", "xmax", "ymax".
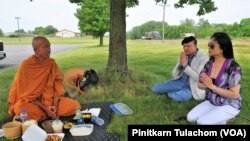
[{"xmin": 211, "ymin": 32, "xmax": 234, "ymax": 59}]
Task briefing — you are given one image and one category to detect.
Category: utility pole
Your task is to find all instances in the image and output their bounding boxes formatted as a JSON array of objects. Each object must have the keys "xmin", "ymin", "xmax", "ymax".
[
  {"xmin": 15, "ymin": 17, "xmax": 21, "ymax": 43},
  {"xmin": 159, "ymin": 1, "xmax": 169, "ymax": 42},
  {"xmin": 162, "ymin": 3, "xmax": 166, "ymax": 42}
]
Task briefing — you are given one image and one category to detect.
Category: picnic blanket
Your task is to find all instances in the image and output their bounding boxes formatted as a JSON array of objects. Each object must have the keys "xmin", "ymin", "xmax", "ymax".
[
  {"xmin": 0, "ymin": 102, "xmax": 120, "ymax": 141},
  {"xmin": 62, "ymin": 102, "xmax": 119, "ymax": 141}
]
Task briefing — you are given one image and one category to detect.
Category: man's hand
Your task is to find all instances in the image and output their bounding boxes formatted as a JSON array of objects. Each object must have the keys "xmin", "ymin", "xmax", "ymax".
[
  {"xmin": 34, "ymin": 100, "xmax": 58, "ymax": 119},
  {"xmin": 47, "ymin": 106, "xmax": 57, "ymax": 119},
  {"xmin": 180, "ymin": 51, "xmax": 188, "ymax": 67}
]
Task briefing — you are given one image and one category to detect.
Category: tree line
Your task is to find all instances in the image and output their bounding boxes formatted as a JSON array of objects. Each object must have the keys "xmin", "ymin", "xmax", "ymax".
[
  {"xmin": 127, "ymin": 18, "xmax": 250, "ymax": 39},
  {"xmin": 0, "ymin": 25, "xmax": 58, "ymax": 37}
]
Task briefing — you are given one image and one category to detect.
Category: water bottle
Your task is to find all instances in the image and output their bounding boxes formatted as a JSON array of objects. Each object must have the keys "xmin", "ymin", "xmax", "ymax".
[
  {"xmin": 20, "ymin": 109, "xmax": 28, "ymax": 123},
  {"xmin": 75, "ymin": 107, "xmax": 84, "ymax": 124},
  {"xmin": 91, "ymin": 116, "xmax": 104, "ymax": 126}
]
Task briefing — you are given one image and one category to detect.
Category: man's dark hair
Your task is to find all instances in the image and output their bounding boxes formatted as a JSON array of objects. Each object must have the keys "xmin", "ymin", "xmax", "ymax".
[
  {"xmin": 181, "ymin": 36, "xmax": 197, "ymax": 45},
  {"xmin": 210, "ymin": 32, "xmax": 234, "ymax": 59}
]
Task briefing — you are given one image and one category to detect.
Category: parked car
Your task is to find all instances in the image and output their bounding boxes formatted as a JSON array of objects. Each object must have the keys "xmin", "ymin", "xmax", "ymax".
[
  {"xmin": 144, "ymin": 31, "xmax": 161, "ymax": 40},
  {"xmin": 0, "ymin": 41, "xmax": 6, "ymax": 60}
]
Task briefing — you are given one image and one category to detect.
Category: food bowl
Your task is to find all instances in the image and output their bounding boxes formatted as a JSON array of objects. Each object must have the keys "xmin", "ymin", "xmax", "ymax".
[
  {"xmin": 42, "ymin": 120, "xmax": 54, "ymax": 133},
  {"xmin": 63, "ymin": 121, "xmax": 76, "ymax": 132},
  {"xmin": 46, "ymin": 133, "xmax": 64, "ymax": 141},
  {"xmin": 2, "ymin": 121, "xmax": 22, "ymax": 139}
]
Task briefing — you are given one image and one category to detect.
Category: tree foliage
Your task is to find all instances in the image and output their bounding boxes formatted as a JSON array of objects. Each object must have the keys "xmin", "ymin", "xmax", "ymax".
[
  {"xmin": 129, "ymin": 18, "xmax": 250, "ymax": 39},
  {"xmin": 33, "ymin": 25, "xmax": 58, "ymax": 35},
  {"xmin": 74, "ymin": 0, "xmax": 110, "ymax": 46},
  {"xmin": 33, "ymin": 26, "xmax": 44, "ymax": 35},
  {"xmin": 14, "ymin": 29, "xmax": 26, "ymax": 34},
  {"xmin": 155, "ymin": 0, "xmax": 217, "ymax": 16},
  {"xmin": 240, "ymin": 18, "xmax": 250, "ymax": 37},
  {"xmin": 44, "ymin": 25, "xmax": 58, "ymax": 35},
  {"xmin": 69, "ymin": 0, "xmax": 138, "ymax": 7}
]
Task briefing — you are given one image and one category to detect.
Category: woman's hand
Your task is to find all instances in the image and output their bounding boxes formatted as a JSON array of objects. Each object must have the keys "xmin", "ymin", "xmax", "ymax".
[
  {"xmin": 200, "ymin": 73, "xmax": 216, "ymax": 89},
  {"xmin": 200, "ymin": 74, "xmax": 240, "ymax": 99}
]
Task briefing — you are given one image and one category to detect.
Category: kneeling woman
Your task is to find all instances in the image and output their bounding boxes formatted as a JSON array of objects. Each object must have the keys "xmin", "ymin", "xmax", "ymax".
[{"xmin": 187, "ymin": 32, "xmax": 242, "ymax": 125}]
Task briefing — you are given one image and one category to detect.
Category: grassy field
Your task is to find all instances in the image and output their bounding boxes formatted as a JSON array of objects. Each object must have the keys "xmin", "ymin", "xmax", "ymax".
[{"xmin": 0, "ymin": 38, "xmax": 249, "ymax": 141}]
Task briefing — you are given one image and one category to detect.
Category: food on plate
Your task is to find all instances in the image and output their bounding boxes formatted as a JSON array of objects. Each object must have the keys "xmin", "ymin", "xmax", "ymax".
[
  {"xmin": 82, "ymin": 113, "xmax": 91, "ymax": 122},
  {"xmin": 63, "ymin": 122, "xmax": 75, "ymax": 129},
  {"xmin": 45, "ymin": 134, "xmax": 61, "ymax": 141},
  {"xmin": 42, "ymin": 120, "xmax": 54, "ymax": 133}
]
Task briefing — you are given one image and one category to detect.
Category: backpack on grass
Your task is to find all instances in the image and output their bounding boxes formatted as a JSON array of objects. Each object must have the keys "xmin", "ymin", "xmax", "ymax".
[{"xmin": 76, "ymin": 69, "xmax": 99, "ymax": 94}]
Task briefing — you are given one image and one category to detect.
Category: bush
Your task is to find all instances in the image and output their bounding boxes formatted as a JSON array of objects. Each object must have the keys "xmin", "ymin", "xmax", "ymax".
[{"xmin": 8, "ymin": 34, "xmax": 19, "ymax": 38}]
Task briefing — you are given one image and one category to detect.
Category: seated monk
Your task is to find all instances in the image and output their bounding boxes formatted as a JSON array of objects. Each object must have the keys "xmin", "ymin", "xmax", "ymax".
[{"xmin": 8, "ymin": 36, "xmax": 80, "ymax": 121}]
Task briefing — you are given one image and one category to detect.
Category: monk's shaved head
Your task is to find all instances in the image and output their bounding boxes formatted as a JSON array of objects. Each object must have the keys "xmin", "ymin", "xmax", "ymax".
[
  {"xmin": 32, "ymin": 36, "xmax": 50, "ymax": 51},
  {"xmin": 32, "ymin": 36, "xmax": 51, "ymax": 61}
]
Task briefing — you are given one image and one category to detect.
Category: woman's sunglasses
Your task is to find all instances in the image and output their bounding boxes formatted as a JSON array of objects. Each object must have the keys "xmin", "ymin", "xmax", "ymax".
[{"xmin": 208, "ymin": 44, "xmax": 215, "ymax": 49}]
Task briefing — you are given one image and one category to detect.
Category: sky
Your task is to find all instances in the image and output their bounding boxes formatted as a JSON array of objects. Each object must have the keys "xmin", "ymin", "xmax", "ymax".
[{"xmin": 0, "ymin": 0, "xmax": 250, "ymax": 33}]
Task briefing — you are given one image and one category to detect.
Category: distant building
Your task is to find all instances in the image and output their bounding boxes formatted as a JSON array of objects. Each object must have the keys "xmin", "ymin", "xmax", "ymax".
[
  {"xmin": 56, "ymin": 29, "xmax": 81, "ymax": 38},
  {"xmin": 181, "ymin": 33, "xmax": 195, "ymax": 37}
]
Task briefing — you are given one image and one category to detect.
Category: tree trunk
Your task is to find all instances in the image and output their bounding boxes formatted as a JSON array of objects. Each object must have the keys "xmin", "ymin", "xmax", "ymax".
[
  {"xmin": 99, "ymin": 34, "xmax": 104, "ymax": 46},
  {"xmin": 107, "ymin": 0, "xmax": 128, "ymax": 74}
]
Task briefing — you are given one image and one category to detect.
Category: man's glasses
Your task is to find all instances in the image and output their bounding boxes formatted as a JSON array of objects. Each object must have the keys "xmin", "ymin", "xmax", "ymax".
[{"xmin": 208, "ymin": 44, "xmax": 215, "ymax": 49}]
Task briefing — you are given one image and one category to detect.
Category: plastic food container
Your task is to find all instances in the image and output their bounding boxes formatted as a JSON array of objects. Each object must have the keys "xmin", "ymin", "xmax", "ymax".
[
  {"xmin": 70, "ymin": 124, "xmax": 93, "ymax": 136},
  {"xmin": 22, "ymin": 124, "xmax": 47, "ymax": 141},
  {"xmin": 22, "ymin": 124, "xmax": 64, "ymax": 141},
  {"xmin": 110, "ymin": 103, "xmax": 133, "ymax": 115},
  {"xmin": 0, "ymin": 129, "xmax": 4, "ymax": 138}
]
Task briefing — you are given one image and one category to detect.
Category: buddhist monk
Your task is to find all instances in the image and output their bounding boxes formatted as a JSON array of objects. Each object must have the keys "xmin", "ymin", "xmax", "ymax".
[{"xmin": 8, "ymin": 36, "xmax": 80, "ymax": 121}]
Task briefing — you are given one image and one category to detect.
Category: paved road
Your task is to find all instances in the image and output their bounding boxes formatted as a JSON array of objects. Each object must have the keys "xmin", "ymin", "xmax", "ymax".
[{"xmin": 0, "ymin": 44, "xmax": 81, "ymax": 71}]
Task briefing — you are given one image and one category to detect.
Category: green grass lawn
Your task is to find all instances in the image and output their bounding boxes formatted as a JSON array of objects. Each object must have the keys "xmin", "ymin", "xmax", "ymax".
[{"xmin": 0, "ymin": 38, "xmax": 249, "ymax": 141}]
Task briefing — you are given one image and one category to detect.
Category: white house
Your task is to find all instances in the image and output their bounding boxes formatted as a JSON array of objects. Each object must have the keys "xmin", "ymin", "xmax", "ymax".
[{"xmin": 56, "ymin": 29, "xmax": 80, "ymax": 38}]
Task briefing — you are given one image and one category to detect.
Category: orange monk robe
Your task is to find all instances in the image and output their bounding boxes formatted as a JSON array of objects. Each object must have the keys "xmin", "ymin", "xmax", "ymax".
[{"xmin": 8, "ymin": 55, "xmax": 80, "ymax": 121}]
